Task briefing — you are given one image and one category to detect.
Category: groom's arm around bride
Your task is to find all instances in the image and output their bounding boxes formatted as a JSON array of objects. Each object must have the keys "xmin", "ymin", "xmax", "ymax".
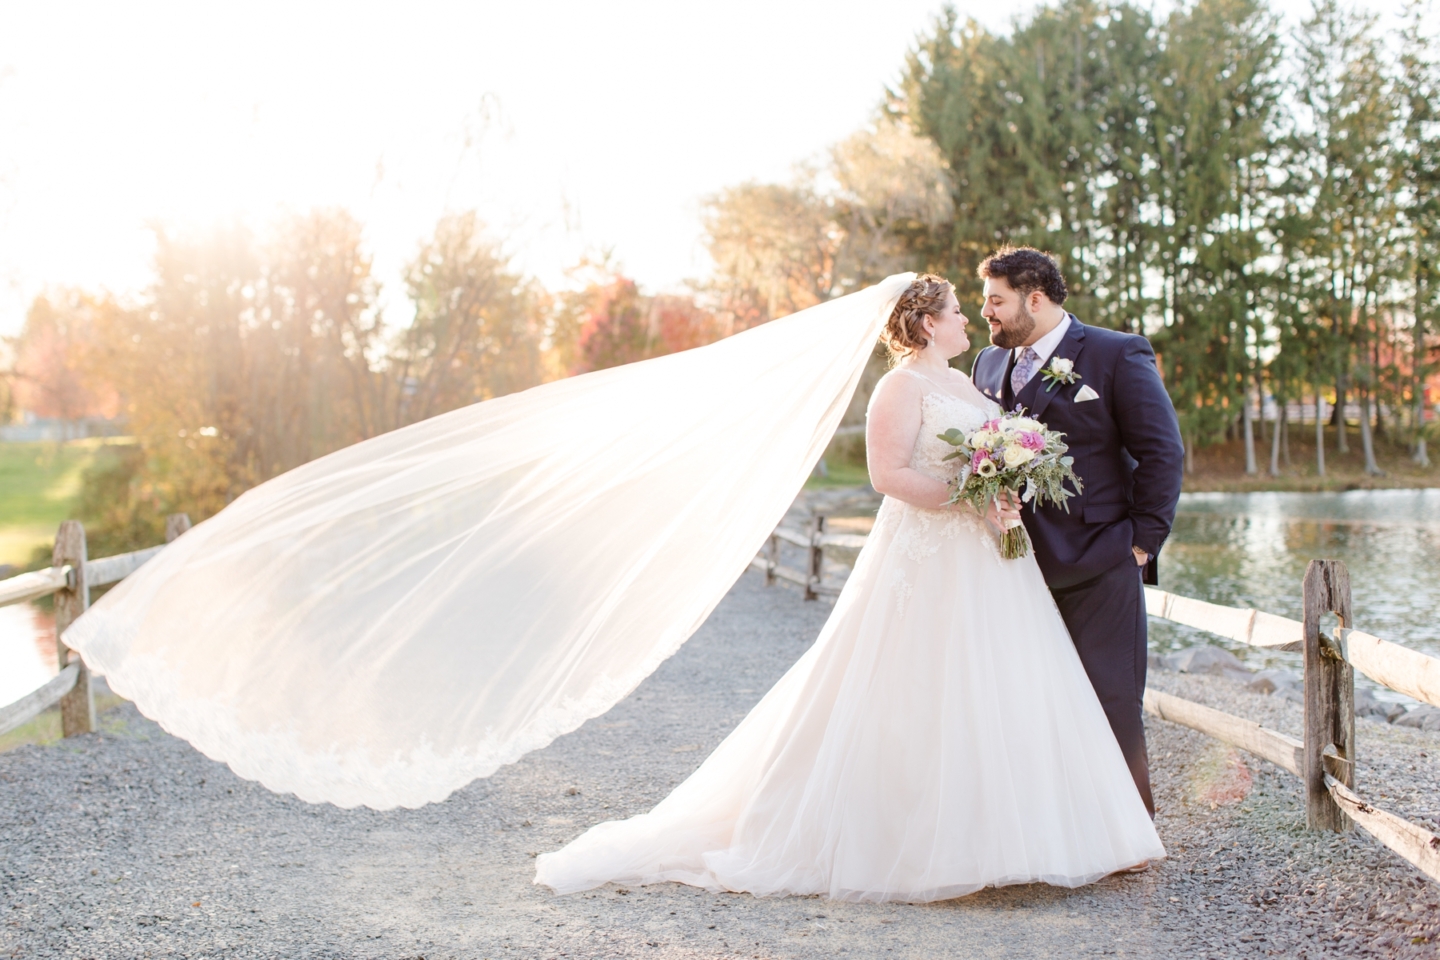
[{"xmin": 969, "ymin": 246, "xmax": 1184, "ymax": 817}]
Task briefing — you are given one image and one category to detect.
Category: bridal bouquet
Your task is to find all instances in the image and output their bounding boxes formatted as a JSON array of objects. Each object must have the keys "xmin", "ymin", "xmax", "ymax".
[{"xmin": 937, "ymin": 413, "xmax": 1082, "ymax": 559}]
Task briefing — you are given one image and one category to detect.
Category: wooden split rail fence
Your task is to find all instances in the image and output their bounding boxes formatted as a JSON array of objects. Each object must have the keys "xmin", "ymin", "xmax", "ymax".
[
  {"xmin": 748, "ymin": 515, "xmax": 868, "ymax": 601},
  {"xmin": 0, "ymin": 514, "xmax": 191, "ymax": 740},
  {"xmin": 755, "ymin": 515, "xmax": 1440, "ymax": 885}
]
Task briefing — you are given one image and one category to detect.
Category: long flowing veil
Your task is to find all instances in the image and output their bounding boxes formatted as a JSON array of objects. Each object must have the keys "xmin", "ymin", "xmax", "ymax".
[{"xmin": 65, "ymin": 274, "xmax": 914, "ymax": 810}]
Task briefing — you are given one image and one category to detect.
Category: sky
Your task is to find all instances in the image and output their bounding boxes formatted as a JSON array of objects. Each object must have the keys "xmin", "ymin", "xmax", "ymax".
[{"xmin": 0, "ymin": 0, "xmax": 1418, "ymax": 336}]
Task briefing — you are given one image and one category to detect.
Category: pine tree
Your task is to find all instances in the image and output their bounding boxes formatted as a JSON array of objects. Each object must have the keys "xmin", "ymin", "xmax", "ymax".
[
  {"xmin": 1394, "ymin": 1, "xmax": 1440, "ymax": 466},
  {"xmin": 1292, "ymin": 0, "xmax": 1398, "ymax": 475},
  {"xmin": 1149, "ymin": 0, "xmax": 1282, "ymax": 463}
]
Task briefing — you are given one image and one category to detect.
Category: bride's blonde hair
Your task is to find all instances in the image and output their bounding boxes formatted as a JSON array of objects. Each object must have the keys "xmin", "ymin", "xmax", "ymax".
[{"xmin": 884, "ymin": 274, "xmax": 953, "ymax": 364}]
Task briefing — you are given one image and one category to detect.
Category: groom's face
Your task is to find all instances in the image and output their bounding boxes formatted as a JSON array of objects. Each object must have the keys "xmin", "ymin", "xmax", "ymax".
[{"xmin": 980, "ymin": 278, "xmax": 1037, "ymax": 350}]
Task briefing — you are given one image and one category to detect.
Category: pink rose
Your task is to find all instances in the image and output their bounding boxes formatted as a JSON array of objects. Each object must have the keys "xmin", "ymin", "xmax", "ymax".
[
  {"xmin": 1019, "ymin": 431, "xmax": 1045, "ymax": 451},
  {"xmin": 971, "ymin": 448, "xmax": 990, "ymax": 463}
]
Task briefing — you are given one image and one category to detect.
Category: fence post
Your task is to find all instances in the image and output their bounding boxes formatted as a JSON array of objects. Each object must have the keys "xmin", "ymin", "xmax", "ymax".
[
  {"xmin": 1303, "ymin": 559, "xmax": 1356, "ymax": 832},
  {"xmin": 765, "ymin": 533, "xmax": 778, "ymax": 587},
  {"xmin": 804, "ymin": 515, "xmax": 825, "ymax": 601},
  {"xmin": 165, "ymin": 513, "xmax": 192, "ymax": 542},
  {"xmin": 53, "ymin": 520, "xmax": 94, "ymax": 737}
]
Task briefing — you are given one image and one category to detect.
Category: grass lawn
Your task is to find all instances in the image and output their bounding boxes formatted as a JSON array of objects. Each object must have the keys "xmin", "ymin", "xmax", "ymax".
[
  {"xmin": 1182, "ymin": 428, "xmax": 1440, "ymax": 492},
  {"xmin": 805, "ymin": 459, "xmax": 871, "ymax": 489},
  {"xmin": 0, "ymin": 439, "xmax": 120, "ymax": 568}
]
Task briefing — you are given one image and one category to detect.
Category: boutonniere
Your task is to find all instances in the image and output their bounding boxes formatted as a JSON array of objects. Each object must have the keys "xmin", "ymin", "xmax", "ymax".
[{"xmin": 1039, "ymin": 357, "xmax": 1081, "ymax": 393}]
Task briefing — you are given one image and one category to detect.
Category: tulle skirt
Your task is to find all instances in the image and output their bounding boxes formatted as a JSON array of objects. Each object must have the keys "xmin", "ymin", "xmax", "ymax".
[{"xmin": 535, "ymin": 497, "xmax": 1164, "ymax": 902}]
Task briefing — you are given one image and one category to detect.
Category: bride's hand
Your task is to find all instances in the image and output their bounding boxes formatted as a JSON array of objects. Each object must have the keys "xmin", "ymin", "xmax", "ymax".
[{"xmin": 985, "ymin": 492, "xmax": 1022, "ymax": 528}]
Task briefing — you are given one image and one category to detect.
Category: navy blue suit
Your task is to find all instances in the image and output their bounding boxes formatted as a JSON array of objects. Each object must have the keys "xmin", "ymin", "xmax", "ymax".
[{"xmin": 972, "ymin": 316, "xmax": 1183, "ymax": 815}]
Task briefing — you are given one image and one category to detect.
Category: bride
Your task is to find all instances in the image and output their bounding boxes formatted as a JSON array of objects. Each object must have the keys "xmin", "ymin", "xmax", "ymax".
[
  {"xmin": 535, "ymin": 275, "xmax": 1163, "ymax": 902},
  {"xmin": 63, "ymin": 271, "xmax": 1160, "ymax": 904}
]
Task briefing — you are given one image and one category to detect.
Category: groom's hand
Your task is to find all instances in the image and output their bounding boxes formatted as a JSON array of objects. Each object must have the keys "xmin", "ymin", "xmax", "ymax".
[{"xmin": 1132, "ymin": 546, "xmax": 1149, "ymax": 566}]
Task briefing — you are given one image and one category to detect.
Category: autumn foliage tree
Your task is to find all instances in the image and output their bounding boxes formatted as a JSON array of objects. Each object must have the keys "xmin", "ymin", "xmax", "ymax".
[
  {"xmin": 569, "ymin": 275, "xmax": 723, "ymax": 374},
  {"xmin": 8, "ymin": 290, "xmax": 120, "ymax": 426},
  {"xmin": 392, "ymin": 211, "xmax": 543, "ymax": 423},
  {"xmin": 700, "ymin": 116, "xmax": 952, "ymax": 331},
  {"xmin": 7, "ymin": 209, "xmax": 731, "ymax": 551}
]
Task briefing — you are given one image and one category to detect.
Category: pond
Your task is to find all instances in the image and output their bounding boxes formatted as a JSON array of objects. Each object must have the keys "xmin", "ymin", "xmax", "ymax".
[{"xmin": 1152, "ymin": 489, "xmax": 1440, "ymax": 703}]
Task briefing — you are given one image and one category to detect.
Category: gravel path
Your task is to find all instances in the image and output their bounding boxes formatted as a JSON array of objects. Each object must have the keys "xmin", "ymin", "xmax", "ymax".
[{"xmin": 3, "ymin": 570, "xmax": 1439, "ymax": 959}]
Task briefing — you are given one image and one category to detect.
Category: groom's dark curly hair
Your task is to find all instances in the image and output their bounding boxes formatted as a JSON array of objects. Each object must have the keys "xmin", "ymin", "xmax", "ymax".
[{"xmin": 978, "ymin": 246, "xmax": 1068, "ymax": 306}]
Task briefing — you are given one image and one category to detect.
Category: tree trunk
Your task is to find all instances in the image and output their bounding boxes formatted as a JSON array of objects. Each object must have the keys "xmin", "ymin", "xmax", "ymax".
[
  {"xmin": 1243, "ymin": 389, "xmax": 1258, "ymax": 475},
  {"xmin": 1282, "ymin": 400, "xmax": 1291, "ymax": 466},
  {"xmin": 1269, "ymin": 395, "xmax": 1284, "ymax": 477},
  {"xmin": 1335, "ymin": 379, "xmax": 1349, "ymax": 453},
  {"xmin": 1184, "ymin": 431, "xmax": 1194, "ymax": 475},
  {"xmin": 1315, "ymin": 393, "xmax": 1327, "ymax": 478},
  {"xmin": 1415, "ymin": 394, "xmax": 1431, "ymax": 467},
  {"xmin": 1256, "ymin": 374, "xmax": 1268, "ymax": 446},
  {"xmin": 1359, "ymin": 391, "xmax": 1382, "ymax": 476}
]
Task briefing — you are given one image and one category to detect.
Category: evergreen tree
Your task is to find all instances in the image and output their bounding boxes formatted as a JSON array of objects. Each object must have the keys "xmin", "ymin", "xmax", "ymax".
[
  {"xmin": 1394, "ymin": 0, "xmax": 1440, "ymax": 465},
  {"xmin": 1149, "ymin": 0, "xmax": 1283, "ymax": 467},
  {"xmin": 1291, "ymin": 0, "xmax": 1398, "ymax": 474}
]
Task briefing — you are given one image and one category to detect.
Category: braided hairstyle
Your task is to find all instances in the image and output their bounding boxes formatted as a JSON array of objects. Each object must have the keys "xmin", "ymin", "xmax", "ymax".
[{"xmin": 883, "ymin": 273, "xmax": 953, "ymax": 364}]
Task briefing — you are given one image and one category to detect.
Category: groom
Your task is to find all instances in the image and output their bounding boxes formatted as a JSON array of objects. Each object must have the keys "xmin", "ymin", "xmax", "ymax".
[{"xmin": 970, "ymin": 247, "xmax": 1184, "ymax": 817}]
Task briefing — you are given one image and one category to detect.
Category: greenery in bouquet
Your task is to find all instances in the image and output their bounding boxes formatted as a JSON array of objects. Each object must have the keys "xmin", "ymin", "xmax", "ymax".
[{"xmin": 937, "ymin": 413, "xmax": 1082, "ymax": 559}]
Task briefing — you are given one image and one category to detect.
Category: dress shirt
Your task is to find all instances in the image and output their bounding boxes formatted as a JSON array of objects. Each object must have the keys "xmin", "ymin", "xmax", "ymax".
[{"xmin": 1011, "ymin": 314, "xmax": 1074, "ymax": 390}]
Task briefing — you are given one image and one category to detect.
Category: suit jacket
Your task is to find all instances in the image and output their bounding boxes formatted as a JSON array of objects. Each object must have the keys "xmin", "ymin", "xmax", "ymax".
[{"xmin": 971, "ymin": 316, "xmax": 1184, "ymax": 589}]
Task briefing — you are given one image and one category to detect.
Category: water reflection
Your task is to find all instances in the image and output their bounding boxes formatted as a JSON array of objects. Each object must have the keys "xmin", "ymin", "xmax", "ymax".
[
  {"xmin": 1156, "ymin": 490, "xmax": 1440, "ymax": 700},
  {"xmin": 0, "ymin": 603, "xmax": 56, "ymax": 708}
]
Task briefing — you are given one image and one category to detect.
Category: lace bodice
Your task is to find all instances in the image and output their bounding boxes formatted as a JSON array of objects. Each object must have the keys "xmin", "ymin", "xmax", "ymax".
[
  {"xmin": 866, "ymin": 368, "xmax": 1009, "ymax": 601},
  {"xmin": 887, "ymin": 369, "xmax": 1000, "ymax": 483}
]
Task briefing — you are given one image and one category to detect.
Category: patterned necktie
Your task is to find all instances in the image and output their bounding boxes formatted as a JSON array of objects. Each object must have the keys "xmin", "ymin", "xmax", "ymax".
[{"xmin": 1011, "ymin": 347, "xmax": 1040, "ymax": 397}]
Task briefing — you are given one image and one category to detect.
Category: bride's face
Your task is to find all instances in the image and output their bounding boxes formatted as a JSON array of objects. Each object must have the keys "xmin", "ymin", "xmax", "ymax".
[{"xmin": 923, "ymin": 290, "xmax": 971, "ymax": 359}]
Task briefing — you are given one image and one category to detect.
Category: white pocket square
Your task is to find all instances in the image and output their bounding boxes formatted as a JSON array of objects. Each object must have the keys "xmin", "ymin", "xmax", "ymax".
[{"xmin": 1074, "ymin": 384, "xmax": 1099, "ymax": 403}]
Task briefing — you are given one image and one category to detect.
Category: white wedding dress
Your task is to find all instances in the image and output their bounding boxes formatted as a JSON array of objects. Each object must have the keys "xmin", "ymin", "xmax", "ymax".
[
  {"xmin": 536, "ymin": 371, "xmax": 1164, "ymax": 902},
  {"xmin": 62, "ymin": 273, "xmax": 1163, "ymax": 887}
]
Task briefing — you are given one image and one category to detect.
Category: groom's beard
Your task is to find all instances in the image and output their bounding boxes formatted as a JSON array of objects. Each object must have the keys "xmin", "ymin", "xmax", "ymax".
[{"xmin": 989, "ymin": 302, "xmax": 1037, "ymax": 350}]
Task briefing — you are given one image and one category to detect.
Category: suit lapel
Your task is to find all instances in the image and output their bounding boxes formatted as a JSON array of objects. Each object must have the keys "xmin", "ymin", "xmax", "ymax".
[
  {"xmin": 1024, "ymin": 316, "xmax": 1086, "ymax": 423},
  {"xmin": 973, "ymin": 346, "xmax": 1010, "ymax": 407}
]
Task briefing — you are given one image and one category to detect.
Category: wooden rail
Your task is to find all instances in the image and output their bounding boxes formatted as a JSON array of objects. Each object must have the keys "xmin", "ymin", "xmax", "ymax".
[
  {"xmin": 758, "ymin": 516, "xmax": 1440, "ymax": 885},
  {"xmin": 748, "ymin": 516, "xmax": 867, "ymax": 600},
  {"xmin": 0, "ymin": 514, "xmax": 190, "ymax": 739},
  {"xmin": 1143, "ymin": 585, "xmax": 1440, "ymax": 710},
  {"xmin": 0, "ymin": 663, "xmax": 80, "ymax": 737},
  {"xmin": 1325, "ymin": 774, "xmax": 1440, "ymax": 882},
  {"xmin": 1143, "ymin": 688, "xmax": 1303, "ymax": 777},
  {"xmin": 0, "ymin": 566, "xmax": 72, "ymax": 608}
]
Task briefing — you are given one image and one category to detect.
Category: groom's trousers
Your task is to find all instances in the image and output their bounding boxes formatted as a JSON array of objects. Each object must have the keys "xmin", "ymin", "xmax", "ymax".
[{"xmin": 1049, "ymin": 557, "xmax": 1154, "ymax": 817}]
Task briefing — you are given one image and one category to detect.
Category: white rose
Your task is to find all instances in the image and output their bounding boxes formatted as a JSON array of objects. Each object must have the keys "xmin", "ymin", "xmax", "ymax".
[
  {"xmin": 969, "ymin": 429, "xmax": 996, "ymax": 447},
  {"xmin": 1007, "ymin": 417, "xmax": 1043, "ymax": 432},
  {"xmin": 1048, "ymin": 358, "xmax": 1074, "ymax": 376},
  {"xmin": 1004, "ymin": 445, "xmax": 1037, "ymax": 468}
]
